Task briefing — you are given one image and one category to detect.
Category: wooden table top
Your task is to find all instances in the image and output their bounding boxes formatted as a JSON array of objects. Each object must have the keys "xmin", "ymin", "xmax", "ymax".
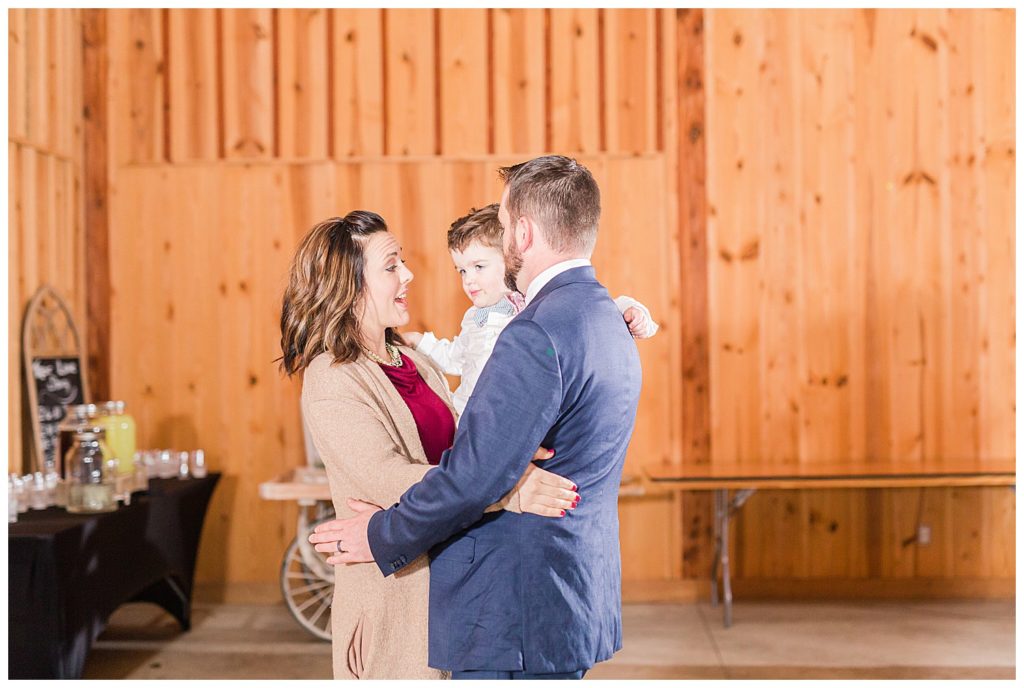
[
  {"xmin": 644, "ymin": 458, "xmax": 1016, "ymax": 490},
  {"xmin": 258, "ymin": 467, "xmax": 331, "ymax": 502}
]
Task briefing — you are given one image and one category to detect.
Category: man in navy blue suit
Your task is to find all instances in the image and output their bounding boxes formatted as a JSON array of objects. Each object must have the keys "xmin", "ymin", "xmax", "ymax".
[{"xmin": 320, "ymin": 156, "xmax": 642, "ymax": 679}]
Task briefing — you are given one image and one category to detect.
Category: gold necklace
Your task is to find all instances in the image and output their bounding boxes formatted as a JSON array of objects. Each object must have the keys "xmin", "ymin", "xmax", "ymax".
[{"xmin": 362, "ymin": 342, "xmax": 403, "ymax": 367}]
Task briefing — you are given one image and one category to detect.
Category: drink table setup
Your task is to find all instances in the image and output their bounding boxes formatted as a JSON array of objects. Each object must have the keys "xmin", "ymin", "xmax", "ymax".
[
  {"xmin": 8, "ymin": 472, "xmax": 220, "ymax": 679},
  {"xmin": 8, "ymin": 399, "xmax": 219, "ymax": 679}
]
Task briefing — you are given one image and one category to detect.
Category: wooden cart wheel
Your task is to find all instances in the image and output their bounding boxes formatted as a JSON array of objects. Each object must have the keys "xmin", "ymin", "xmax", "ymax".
[{"xmin": 280, "ymin": 515, "xmax": 336, "ymax": 641}]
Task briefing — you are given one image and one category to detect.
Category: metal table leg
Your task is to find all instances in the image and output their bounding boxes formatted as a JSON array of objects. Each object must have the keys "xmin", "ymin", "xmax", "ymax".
[
  {"xmin": 710, "ymin": 488, "xmax": 757, "ymax": 628},
  {"xmin": 710, "ymin": 489, "xmax": 722, "ymax": 607},
  {"xmin": 720, "ymin": 489, "xmax": 734, "ymax": 627}
]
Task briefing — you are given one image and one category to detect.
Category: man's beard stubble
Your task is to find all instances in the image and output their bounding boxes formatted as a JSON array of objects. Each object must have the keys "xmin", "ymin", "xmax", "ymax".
[{"xmin": 503, "ymin": 236, "xmax": 524, "ymax": 292}]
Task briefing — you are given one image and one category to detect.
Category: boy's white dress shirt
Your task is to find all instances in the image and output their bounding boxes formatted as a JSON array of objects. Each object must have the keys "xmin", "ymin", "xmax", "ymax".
[{"xmin": 417, "ymin": 288, "xmax": 658, "ymax": 422}]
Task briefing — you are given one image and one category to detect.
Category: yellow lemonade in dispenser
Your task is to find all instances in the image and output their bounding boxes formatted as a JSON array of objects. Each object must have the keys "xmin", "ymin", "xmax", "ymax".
[{"xmin": 97, "ymin": 400, "xmax": 137, "ymax": 476}]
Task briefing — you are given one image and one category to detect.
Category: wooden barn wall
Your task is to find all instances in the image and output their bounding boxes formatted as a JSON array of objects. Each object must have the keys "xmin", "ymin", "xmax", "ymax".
[
  {"xmin": 701, "ymin": 9, "xmax": 1014, "ymax": 591},
  {"xmin": 10, "ymin": 8, "xmax": 1011, "ymax": 596},
  {"xmin": 8, "ymin": 9, "xmax": 86, "ymax": 473}
]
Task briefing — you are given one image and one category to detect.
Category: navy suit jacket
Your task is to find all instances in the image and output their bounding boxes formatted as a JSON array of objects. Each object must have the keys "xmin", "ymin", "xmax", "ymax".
[{"xmin": 366, "ymin": 265, "xmax": 642, "ymax": 673}]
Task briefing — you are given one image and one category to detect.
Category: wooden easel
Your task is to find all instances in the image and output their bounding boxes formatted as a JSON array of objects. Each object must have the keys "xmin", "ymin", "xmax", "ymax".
[{"xmin": 22, "ymin": 285, "xmax": 89, "ymax": 474}]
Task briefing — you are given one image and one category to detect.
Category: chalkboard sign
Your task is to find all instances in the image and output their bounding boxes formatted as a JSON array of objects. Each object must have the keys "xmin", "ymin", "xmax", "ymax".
[
  {"xmin": 21, "ymin": 285, "xmax": 90, "ymax": 474},
  {"xmin": 31, "ymin": 356, "xmax": 85, "ymax": 472}
]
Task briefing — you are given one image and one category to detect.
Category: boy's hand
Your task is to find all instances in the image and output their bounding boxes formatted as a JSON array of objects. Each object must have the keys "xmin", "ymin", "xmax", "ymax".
[
  {"xmin": 623, "ymin": 307, "xmax": 649, "ymax": 339},
  {"xmin": 404, "ymin": 331, "xmax": 424, "ymax": 348}
]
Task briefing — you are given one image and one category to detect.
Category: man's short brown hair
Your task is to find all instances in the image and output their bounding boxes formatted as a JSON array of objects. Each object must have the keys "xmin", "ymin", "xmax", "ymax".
[
  {"xmin": 446, "ymin": 203, "xmax": 503, "ymax": 253},
  {"xmin": 498, "ymin": 155, "xmax": 601, "ymax": 254}
]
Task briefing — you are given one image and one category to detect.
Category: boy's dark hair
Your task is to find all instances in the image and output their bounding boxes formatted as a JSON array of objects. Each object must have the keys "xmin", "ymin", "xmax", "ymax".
[{"xmin": 446, "ymin": 203, "xmax": 503, "ymax": 253}]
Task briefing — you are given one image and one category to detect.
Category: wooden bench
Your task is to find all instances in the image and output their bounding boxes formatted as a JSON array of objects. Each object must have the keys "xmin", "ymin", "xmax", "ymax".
[{"xmin": 643, "ymin": 458, "xmax": 1016, "ymax": 628}]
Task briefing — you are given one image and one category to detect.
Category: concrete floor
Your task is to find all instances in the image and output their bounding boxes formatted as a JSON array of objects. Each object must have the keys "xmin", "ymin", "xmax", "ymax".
[{"xmin": 83, "ymin": 599, "xmax": 1015, "ymax": 680}]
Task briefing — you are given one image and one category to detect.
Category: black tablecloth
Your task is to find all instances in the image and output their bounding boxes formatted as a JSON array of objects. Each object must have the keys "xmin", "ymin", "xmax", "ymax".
[{"xmin": 8, "ymin": 474, "xmax": 220, "ymax": 679}]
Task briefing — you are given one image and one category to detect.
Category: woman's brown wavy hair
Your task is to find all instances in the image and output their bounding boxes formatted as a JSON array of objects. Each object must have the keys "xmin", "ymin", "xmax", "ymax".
[{"xmin": 279, "ymin": 211, "xmax": 405, "ymax": 376}]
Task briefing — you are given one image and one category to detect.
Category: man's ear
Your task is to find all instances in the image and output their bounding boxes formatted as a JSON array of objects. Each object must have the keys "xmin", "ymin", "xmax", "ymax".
[{"xmin": 517, "ymin": 215, "xmax": 535, "ymax": 253}]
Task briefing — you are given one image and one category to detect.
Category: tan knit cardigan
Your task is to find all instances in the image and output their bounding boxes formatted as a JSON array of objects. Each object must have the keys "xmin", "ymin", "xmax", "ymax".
[{"xmin": 301, "ymin": 346, "xmax": 517, "ymax": 680}]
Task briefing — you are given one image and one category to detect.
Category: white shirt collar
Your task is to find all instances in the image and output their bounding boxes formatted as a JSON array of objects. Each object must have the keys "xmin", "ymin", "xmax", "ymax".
[{"xmin": 524, "ymin": 258, "xmax": 592, "ymax": 305}]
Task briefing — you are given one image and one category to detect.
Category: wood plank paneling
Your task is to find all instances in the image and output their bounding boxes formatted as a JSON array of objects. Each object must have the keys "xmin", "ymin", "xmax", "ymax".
[
  {"xmin": 108, "ymin": 9, "xmax": 165, "ymax": 164},
  {"xmin": 438, "ymin": 10, "xmax": 489, "ymax": 155},
  {"xmin": 384, "ymin": 9, "xmax": 436, "ymax": 156},
  {"xmin": 549, "ymin": 8, "xmax": 602, "ymax": 153},
  {"xmin": 54, "ymin": 9, "xmax": 75, "ymax": 158},
  {"xmin": 83, "ymin": 8, "xmax": 110, "ymax": 401},
  {"xmin": 676, "ymin": 8, "xmax": 715, "ymax": 580},
  {"xmin": 25, "ymin": 9, "xmax": 51, "ymax": 150},
  {"xmin": 108, "ymin": 165, "xmax": 305, "ymax": 583},
  {"xmin": 9, "ymin": 9, "xmax": 88, "ymax": 473},
  {"xmin": 603, "ymin": 9, "xmax": 658, "ymax": 154},
  {"xmin": 796, "ymin": 10, "xmax": 857, "ymax": 466},
  {"xmin": 977, "ymin": 8, "xmax": 1015, "ymax": 462},
  {"xmin": 591, "ymin": 155, "xmax": 680, "ymax": 582},
  {"xmin": 9, "ymin": 9, "xmax": 87, "ymax": 474},
  {"xmin": 658, "ymin": 8, "xmax": 686, "ymax": 581},
  {"xmin": 69, "ymin": 8, "xmax": 84, "ymax": 165},
  {"xmin": 706, "ymin": 9, "xmax": 764, "ymax": 465},
  {"xmin": 759, "ymin": 11, "xmax": 802, "ymax": 467},
  {"xmin": 9, "ymin": 143, "xmax": 25, "ymax": 472},
  {"xmin": 168, "ymin": 9, "xmax": 219, "ymax": 162},
  {"xmin": 221, "ymin": 9, "xmax": 274, "ymax": 158},
  {"xmin": 943, "ymin": 9, "xmax": 982, "ymax": 463},
  {"xmin": 43, "ymin": 11, "xmax": 61, "ymax": 153},
  {"xmin": 706, "ymin": 9, "xmax": 1014, "ymax": 583},
  {"xmin": 492, "ymin": 9, "xmax": 546, "ymax": 155},
  {"xmin": 331, "ymin": 9, "xmax": 384, "ymax": 157},
  {"xmin": 276, "ymin": 9, "xmax": 329, "ymax": 159},
  {"xmin": 9, "ymin": 9, "xmax": 28, "ymax": 141}
]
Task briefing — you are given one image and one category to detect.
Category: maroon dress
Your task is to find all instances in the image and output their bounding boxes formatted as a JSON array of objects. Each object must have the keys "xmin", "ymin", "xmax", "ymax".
[{"xmin": 378, "ymin": 353, "xmax": 456, "ymax": 465}]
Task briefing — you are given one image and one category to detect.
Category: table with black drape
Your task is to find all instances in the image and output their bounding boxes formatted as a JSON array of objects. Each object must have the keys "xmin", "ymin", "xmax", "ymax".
[{"xmin": 8, "ymin": 474, "xmax": 220, "ymax": 679}]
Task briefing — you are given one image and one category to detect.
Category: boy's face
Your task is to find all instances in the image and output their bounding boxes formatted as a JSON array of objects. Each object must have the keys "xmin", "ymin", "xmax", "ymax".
[{"xmin": 449, "ymin": 241, "xmax": 508, "ymax": 309}]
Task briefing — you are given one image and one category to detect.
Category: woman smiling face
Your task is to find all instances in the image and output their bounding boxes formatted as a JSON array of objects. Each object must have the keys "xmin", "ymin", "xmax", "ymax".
[{"xmin": 357, "ymin": 231, "xmax": 414, "ymax": 338}]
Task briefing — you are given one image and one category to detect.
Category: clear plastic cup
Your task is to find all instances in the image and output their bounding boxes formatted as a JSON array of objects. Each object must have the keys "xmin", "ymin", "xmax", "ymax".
[
  {"xmin": 11, "ymin": 475, "xmax": 28, "ymax": 514},
  {"xmin": 190, "ymin": 450, "xmax": 207, "ymax": 479},
  {"xmin": 158, "ymin": 450, "xmax": 177, "ymax": 479},
  {"xmin": 132, "ymin": 452, "xmax": 149, "ymax": 492},
  {"xmin": 44, "ymin": 470, "xmax": 60, "ymax": 507},
  {"xmin": 29, "ymin": 472, "xmax": 49, "ymax": 510},
  {"xmin": 8, "ymin": 480, "xmax": 17, "ymax": 523},
  {"xmin": 177, "ymin": 451, "xmax": 190, "ymax": 480}
]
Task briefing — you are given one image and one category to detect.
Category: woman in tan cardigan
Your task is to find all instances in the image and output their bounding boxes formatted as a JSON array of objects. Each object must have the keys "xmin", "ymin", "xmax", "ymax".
[{"xmin": 279, "ymin": 212, "xmax": 578, "ymax": 679}]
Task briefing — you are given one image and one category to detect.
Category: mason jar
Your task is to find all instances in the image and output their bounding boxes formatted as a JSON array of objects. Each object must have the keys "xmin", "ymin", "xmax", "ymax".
[{"xmin": 65, "ymin": 426, "xmax": 117, "ymax": 514}]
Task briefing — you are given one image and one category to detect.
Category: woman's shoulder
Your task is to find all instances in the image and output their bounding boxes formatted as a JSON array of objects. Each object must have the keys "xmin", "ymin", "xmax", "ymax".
[
  {"xmin": 303, "ymin": 352, "xmax": 371, "ymax": 395},
  {"xmin": 306, "ymin": 351, "xmax": 356, "ymax": 375}
]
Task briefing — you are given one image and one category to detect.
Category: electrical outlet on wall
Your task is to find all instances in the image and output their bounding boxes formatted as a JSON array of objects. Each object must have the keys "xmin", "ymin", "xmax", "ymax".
[{"xmin": 917, "ymin": 525, "xmax": 931, "ymax": 545}]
